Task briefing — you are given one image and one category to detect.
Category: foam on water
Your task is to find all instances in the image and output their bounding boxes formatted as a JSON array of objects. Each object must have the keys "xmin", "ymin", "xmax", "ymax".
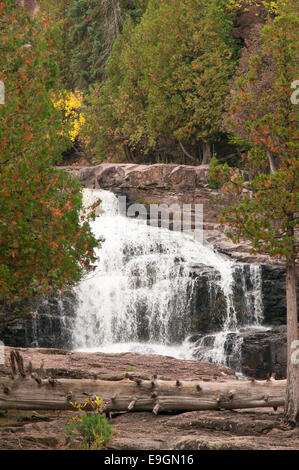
[{"xmin": 72, "ymin": 189, "xmax": 265, "ymax": 367}]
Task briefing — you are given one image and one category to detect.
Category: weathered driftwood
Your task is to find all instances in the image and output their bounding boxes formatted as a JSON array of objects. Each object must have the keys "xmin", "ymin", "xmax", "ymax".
[{"xmin": 0, "ymin": 350, "xmax": 286, "ymax": 414}]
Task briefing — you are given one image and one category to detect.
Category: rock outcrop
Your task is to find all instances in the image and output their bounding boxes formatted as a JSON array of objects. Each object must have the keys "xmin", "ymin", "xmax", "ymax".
[
  {"xmin": 62, "ymin": 163, "xmax": 210, "ymax": 192},
  {"xmin": 241, "ymin": 326, "xmax": 289, "ymax": 380},
  {"xmin": 61, "ymin": 163, "xmax": 268, "ymax": 263},
  {"xmin": 0, "ymin": 346, "xmax": 235, "ymax": 382},
  {"xmin": 0, "ymin": 293, "xmax": 75, "ymax": 350}
]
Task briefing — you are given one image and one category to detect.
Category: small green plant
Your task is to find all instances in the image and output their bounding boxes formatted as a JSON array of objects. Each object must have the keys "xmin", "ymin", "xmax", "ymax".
[
  {"xmin": 65, "ymin": 396, "xmax": 113, "ymax": 450},
  {"xmin": 208, "ymin": 156, "xmax": 231, "ymax": 189}
]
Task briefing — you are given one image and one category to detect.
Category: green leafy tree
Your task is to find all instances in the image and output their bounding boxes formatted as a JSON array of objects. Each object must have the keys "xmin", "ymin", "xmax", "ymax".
[
  {"xmin": 82, "ymin": 0, "xmax": 239, "ymax": 163},
  {"xmin": 66, "ymin": 0, "xmax": 146, "ymax": 92},
  {"xmin": 66, "ymin": 396, "xmax": 113, "ymax": 450},
  {"xmin": 141, "ymin": 0, "xmax": 239, "ymax": 163},
  {"xmin": 218, "ymin": 0, "xmax": 299, "ymax": 424},
  {"xmin": 39, "ymin": 0, "xmax": 73, "ymax": 89},
  {"xmin": 0, "ymin": 0, "xmax": 99, "ymax": 315},
  {"xmin": 119, "ymin": 0, "xmax": 148, "ymax": 19}
]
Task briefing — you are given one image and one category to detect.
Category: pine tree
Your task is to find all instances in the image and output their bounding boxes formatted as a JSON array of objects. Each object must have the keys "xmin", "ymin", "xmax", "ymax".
[
  {"xmin": 66, "ymin": 0, "xmax": 146, "ymax": 92},
  {"xmin": 83, "ymin": 0, "xmax": 239, "ymax": 163},
  {"xmin": 0, "ymin": 0, "xmax": 99, "ymax": 315},
  {"xmin": 219, "ymin": 0, "xmax": 299, "ymax": 423}
]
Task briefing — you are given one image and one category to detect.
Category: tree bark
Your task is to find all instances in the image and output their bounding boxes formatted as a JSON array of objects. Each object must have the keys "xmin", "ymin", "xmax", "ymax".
[
  {"xmin": 123, "ymin": 144, "xmax": 137, "ymax": 163},
  {"xmin": 201, "ymin": 142, "xmax": 211, "ymax": 165},
  {"xmin": 123, "ymin": 144, "xmax": 131, "ymax": 162},
  {"xmin": 0, "ymin": 372, "xmax": 286, "ymax": 413},
  {"xmin": 267, "ymin": 151, "xmax": 278, "ymax": 174},
  {"xmin": 178, "ymin": 141, "xmax": 198, "ymax": 165},
  {"xmin": 284, "ymin": 258, "xmax": 299, "ymax": 424}
]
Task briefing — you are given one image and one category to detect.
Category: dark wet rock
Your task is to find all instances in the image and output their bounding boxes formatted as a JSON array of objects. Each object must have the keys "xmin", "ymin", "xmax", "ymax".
[
  {"xmin": 240, "ymin": 326, "xmax": 289, "ymax": 379},
  {"xmin": 189, "ymin": 266, "xmax": 226, "ymax": 334},
  {"xmin": 190, "ymin": 326, "xmax": 291, "ymax": 380},
  {"xmin": 0, "ymin": 292, "xmax": 76, "ymax": 350},
  {"xmin": 190, "ymin": 262, "xmax": 298, "ymax": 336},
  {"xmin": 261, "ymin": 265, "xmax": 293, "ymax": 325}
]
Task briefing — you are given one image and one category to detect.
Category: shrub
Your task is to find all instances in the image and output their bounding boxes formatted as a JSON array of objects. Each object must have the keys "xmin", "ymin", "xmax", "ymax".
[
  {"xmin": 208, "ymin": 156, "xmax": 231, "ymax": 189},
  {"xmin": 65, "ymin": 396, "xmax": 113, "ymax": 450}
]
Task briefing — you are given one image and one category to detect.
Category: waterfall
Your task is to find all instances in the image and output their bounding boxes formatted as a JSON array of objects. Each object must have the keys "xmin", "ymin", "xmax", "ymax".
[
  {"xmin": 191, "ymin": 263, "xmax": 265, "ymax": 371},
  {"xmin": 71, "ymin": 189, "xmax": 265, "ymax": 368}
]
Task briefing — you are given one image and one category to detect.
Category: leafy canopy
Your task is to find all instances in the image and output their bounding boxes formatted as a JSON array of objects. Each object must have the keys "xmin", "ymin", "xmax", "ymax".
[
  {"xmin": 0, "ymin": 0, "xmax": 99, "ymax": 309},
  {"xmin": 218, "ymin": 0, "xmax": 298, "ymax": 261},
  {"xmin": 81, "ymin": 0, "xmax": 240, "ymax": 161},
  {"xmin": 66, "ymin": 0, "xmax": 147, "ymax": 92}
]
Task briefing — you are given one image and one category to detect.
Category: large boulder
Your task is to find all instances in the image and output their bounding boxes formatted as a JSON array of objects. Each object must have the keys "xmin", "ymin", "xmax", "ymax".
[{"xmin": 189, "ymin": 265, "xmax": 226, "ymax": 333}]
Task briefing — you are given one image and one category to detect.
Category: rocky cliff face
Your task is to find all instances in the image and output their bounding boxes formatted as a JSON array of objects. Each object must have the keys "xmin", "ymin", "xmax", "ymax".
[{"xmin": 240, "ymin": 326, "xmax": 289, "ymax": 380}]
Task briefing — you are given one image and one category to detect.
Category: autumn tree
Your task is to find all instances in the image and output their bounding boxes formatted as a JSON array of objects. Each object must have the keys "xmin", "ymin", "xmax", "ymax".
[
  {"xmin": 0, "ymin": 0, "xmax": 99, "ymax": 316},
  {"xmin": 219, "ymin": 0, "xmax": 299, "ymax": 423},
  {"xmin": 82, "ymin": 0, "xmax": 240, "ymax": 163}
]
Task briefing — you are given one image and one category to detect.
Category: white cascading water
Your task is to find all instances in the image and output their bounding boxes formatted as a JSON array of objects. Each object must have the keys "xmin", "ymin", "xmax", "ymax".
[
  {"xmin": 194, "ymin": 263, "xmax": 265, "ymax": 369},
  {"xmin": 72, "ymin": 189, "xmax": 265, "ymax": 367}
]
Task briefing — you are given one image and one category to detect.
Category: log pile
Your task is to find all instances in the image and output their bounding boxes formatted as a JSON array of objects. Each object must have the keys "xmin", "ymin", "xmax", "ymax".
[{"xmin": 0, "ymin": 350, "xmax": 286, "ymax": 413}]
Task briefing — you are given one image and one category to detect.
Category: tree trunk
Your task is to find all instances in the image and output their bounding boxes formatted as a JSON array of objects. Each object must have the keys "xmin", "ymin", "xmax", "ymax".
[
  {"xmin": 123, "ymin": 144, "xmax": 136, "ymax": 163},
  {"xmin": 123, "ymin": 144, "xmax": 131, "ymax": 162},
  {"xmin": 0, "ymin": 353, "xmax": 286, "ymax": 413},
  {"xmin": 267, "ymin": 151, "xmax": 278, "ymax": 174},
  {"xmin": 201, "ymin": 142, "xmax": 211, "ymax": 165},
  {"xmin": 178, "ymin": 141, "xmax": 198, "ymax": 165},
  {"xmin": 284, "ymin": 258, "xmax": 299, "ymax": 424}
]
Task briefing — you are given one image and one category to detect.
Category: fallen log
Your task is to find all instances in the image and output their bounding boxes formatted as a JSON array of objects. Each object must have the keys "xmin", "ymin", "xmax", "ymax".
[{"xmin": 0, "ymin": 350, "xmax": 286, "ymax": 413}]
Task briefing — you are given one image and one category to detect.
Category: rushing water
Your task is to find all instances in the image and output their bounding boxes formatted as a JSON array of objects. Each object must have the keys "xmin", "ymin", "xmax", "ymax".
[{"xmin": 72, "ymin": 189, "xmax": 266, "ymax": 369}]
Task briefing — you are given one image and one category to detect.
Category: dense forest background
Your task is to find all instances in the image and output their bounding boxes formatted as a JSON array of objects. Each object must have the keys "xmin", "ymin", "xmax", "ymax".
[{"xmin": 35, "ymin": 0, "xmax": 295, "ymax": 167}]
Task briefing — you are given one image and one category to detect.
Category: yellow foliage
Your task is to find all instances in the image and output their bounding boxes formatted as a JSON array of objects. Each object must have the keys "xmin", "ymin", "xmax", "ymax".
[
  {"xmin": 69, "ymin": 396, "xmax": 106, "ymax": 413},
  {"xmin": 54, "ymin": 90, "xmax": 85, "ymax": 142},
  {"xmin": 226, "ymin": 0, "xmax": 286, "ymax": 14}
]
